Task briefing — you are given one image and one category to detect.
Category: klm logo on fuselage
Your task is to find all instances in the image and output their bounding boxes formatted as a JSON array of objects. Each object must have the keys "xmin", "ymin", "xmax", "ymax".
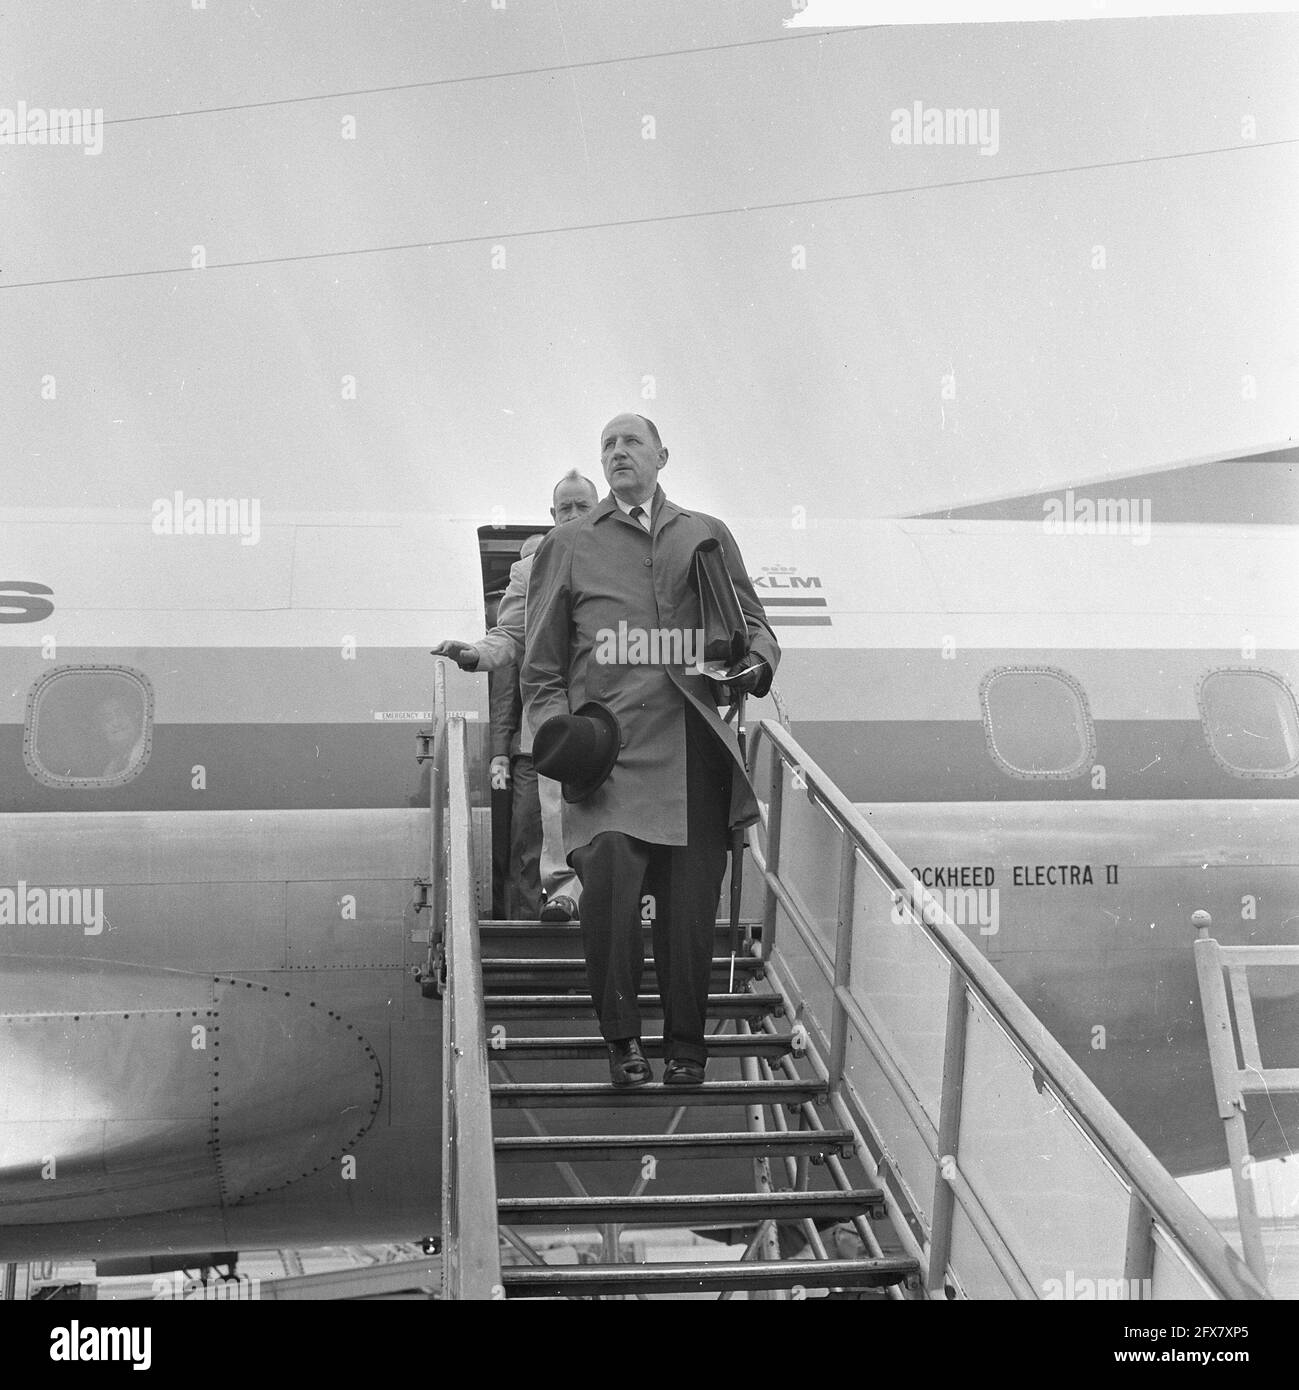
[
  {"xmin": 751, "ymin": 567, "xmax": 830, "ymax": 627},
  {"xmin": 751, "ymin": 574, "xmax": 822, "ymax": 591}
]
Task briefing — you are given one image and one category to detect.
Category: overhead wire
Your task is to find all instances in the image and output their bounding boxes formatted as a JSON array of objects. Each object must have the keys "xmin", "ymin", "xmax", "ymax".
[
  {"xmin": 98, "ymin": 28, "xmax": 871, "ymax": 130},
  {"xmin": 2, "ymin": 136, "xmax": 1294, "ymax": 292},
  {"xmin": 2, "ymin": 24, "xmax": 1294, "ymax": 292}
]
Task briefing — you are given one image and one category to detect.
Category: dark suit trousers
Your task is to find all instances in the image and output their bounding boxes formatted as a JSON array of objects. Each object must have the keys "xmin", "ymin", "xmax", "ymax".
[
  {"xmin": 569, "ymin": 705, "xmax": 732, "ymax": 1064},
  {"xmin": 507, "ymin": 753, "xmax": 543, "ymax": 920}
]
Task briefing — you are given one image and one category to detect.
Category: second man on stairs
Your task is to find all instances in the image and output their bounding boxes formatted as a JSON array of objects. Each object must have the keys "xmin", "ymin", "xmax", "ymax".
[{"xmin": 433, "ymin": 471, "xmax": 599, "ymax": 922}]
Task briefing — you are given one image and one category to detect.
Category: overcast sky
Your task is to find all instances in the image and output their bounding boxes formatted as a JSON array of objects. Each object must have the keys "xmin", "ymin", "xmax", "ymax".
[{"xmin": 1, "ymin": 2, "xmax": 1295, "ymax": 524}]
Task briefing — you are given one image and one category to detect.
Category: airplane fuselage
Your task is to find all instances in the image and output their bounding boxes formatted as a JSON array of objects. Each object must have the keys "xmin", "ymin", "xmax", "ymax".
[{"xmin": 2, "ymin": 512, "xmax": 1297, "ymax": 1258}]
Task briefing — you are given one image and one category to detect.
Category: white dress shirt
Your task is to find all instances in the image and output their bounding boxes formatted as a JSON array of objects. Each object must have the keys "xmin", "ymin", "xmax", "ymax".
[{"xmin": 616, "ymin": 494, "xmax": 653, "ymax": 532}]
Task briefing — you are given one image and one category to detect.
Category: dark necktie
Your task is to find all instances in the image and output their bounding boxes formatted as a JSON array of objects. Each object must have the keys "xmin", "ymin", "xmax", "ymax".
[{"xmin": 630, "ymin": 505, "xmax": 647, "ymax": 531}]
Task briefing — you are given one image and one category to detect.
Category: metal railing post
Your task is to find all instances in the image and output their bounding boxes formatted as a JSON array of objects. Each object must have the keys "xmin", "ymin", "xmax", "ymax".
[
  {"xmin": 429, "ymin": 661, "xmax": 448, "ymax": 951},
  {"xmin": 827, "ymin": 834, "xmax": 857, "ymax": 1094},
  {"xmin": 1123, "ymin": 1192, "xmax": 1155, "ymax": 1299},
  {"xmin": 926, "ymin": 968, "xmax": 970, "ymax": 1298},
  {"xmin": 440, "ymin": 711, "xmax": 503, "ymax": 1301},
  {"xmin": 759, "ymin": 737, "xmax": 783, "ymax": 963}
]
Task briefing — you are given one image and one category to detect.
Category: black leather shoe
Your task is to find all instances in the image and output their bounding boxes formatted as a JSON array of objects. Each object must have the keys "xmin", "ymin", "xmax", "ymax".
[
  {"xmin": 663, "ymin": 1057, "xmax": 705, "ymax": 1087},
  {"xmin": 608, "ymin": 1038, "xmax": 651, "ymax": 1088},
  {"xmin": 539, "ymin": 895, "xmax": 579, "ymax": 923}
]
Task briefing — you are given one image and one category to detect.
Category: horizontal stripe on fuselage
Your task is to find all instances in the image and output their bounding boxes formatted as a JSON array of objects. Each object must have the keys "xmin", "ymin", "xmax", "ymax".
[
  {"xmin": 0, "ymin": 719, "xmax": 1292, "ymax": 811},
  {"xmin": 2, "ymin": 648, "xmax": 1295, "ymax": 723}
]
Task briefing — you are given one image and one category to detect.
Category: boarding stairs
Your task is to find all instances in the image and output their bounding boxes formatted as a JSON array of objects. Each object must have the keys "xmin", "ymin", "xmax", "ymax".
[
  {"xmin": 478, "ymin": 914, "xmax": 917, "ymax": 1299},
  {"xmin": 424, "ymin": 661, "xmax": 1268, "ymax": 1301}
]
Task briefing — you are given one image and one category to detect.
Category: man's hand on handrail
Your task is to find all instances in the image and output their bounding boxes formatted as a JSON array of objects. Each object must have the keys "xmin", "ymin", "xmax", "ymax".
[{"xmin": 431, "ymin": 639, "xmax": 481, "ymax": 671}]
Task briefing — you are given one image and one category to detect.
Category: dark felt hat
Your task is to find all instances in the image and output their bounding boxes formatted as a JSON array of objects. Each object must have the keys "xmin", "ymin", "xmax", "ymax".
[{"xmin": 532, "ymin": 700, "xmax": 622, "ymax": 803}]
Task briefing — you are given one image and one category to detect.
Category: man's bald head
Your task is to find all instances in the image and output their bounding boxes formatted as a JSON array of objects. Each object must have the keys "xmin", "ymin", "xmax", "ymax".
[
  {"xmin": 600, "ymin": 413, "xmax": 668, "ymax": 505},
  {"xmin": 634, "ymin": 415, "xmax": 662, "ymax": 450}
]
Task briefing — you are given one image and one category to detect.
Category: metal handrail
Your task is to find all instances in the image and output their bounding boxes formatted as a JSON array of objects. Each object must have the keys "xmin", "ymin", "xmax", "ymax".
[
  {"xmin": 434, "ymin": 663, "xmax": 503, "ymax": 1300},
  {"xmin": 428, "ymin": 659, "xmax": 448, "ymax": 954},
  {"xmin": 745, "ymin": 717, "xmax": 1268, "ymax": 1301}
]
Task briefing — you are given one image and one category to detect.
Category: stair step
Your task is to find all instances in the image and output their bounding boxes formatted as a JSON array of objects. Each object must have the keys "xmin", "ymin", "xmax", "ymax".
[
  {"xmin": 498, "ymin": 1189, "xmax": 886, "ymax": 1228},
  {"xmin": 491, "ymin": 1079, "xmax": 825, "ymax": 1109},
  {"xmin": 477, "ymin": 922, "xmax": 760, "ymax": 958},
  {"xmin": 478, "ymin": 920, "xmax": 761, "ymax": 934},
  {"xmin": 482, "ymin": 960, "xmax": 765, "ymax": 991},
  {"xmin": 502, "ymin": 1256, "xmax": 917, "ymax": 1297},
  {"xmin": 481, "ymin": 956, "xmax": 765, "ymax": 974},
  {"xmin": 495, "ymin": 1129, "xmax": 856, "ymax": 1164},
  {"xmin": 489, "ymin": 1034, "xmax": 794, "ymax": 1061},
  {"xmin": 484, "ymin": 992, "xmax": 784, "ymax": 1019}
]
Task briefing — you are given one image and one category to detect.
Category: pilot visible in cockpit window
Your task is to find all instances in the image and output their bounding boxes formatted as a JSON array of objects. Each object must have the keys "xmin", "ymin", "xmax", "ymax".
[{"xmin": 95, "ymin": 696, "xmax": 146, "ymax": 778}]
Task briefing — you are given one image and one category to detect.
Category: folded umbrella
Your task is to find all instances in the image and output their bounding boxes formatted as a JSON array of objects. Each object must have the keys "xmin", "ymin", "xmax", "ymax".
[
  {"xmin": 690, "ymin": 539, "xmax": 751, "ymax": 987},
  {"xmin": 726, "ymin": 695, "xmax": 747, "ymax": 992}
]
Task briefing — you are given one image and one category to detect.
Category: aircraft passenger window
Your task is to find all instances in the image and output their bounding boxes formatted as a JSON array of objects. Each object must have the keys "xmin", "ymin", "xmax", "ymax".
[
  {"xmin": 1198, "ymin": 669, "xmax": 1299, "ymax": 778},
  {"xmin": 24, "ymin": 666, "xmax": 153, "ymax": 788},
  {"xmin": 980, "ymin": 667, "xmax": 1094, "ymax": 779}
]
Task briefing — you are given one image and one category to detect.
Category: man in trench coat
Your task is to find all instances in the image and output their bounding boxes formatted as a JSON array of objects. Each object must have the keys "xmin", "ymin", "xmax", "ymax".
[{"xmin": 521, "ymin": 414, "xmax": 780, "ymax": 1086}]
